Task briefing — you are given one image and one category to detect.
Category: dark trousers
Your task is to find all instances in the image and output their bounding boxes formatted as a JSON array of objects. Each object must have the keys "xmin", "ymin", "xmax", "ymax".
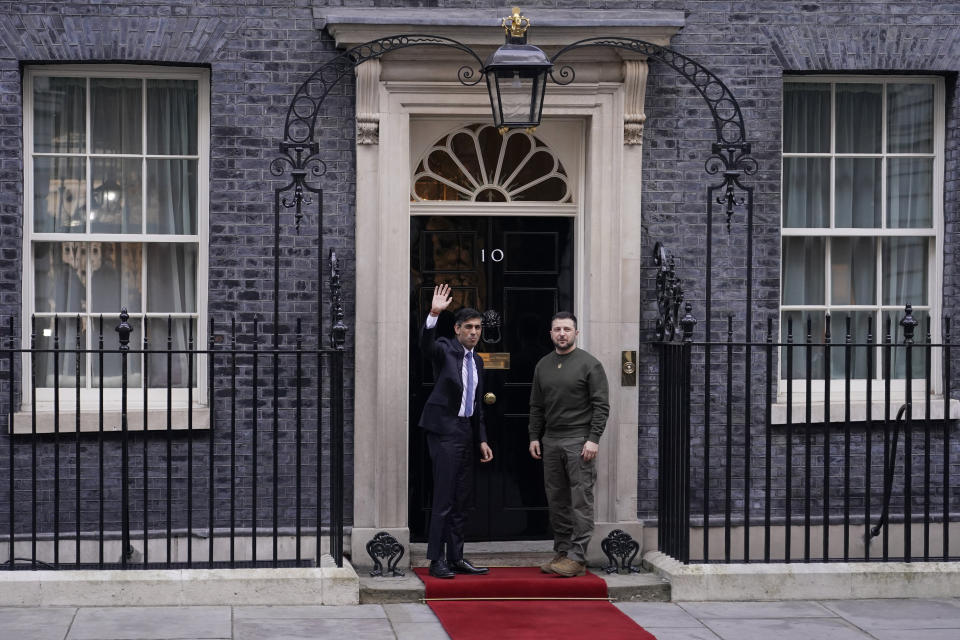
[{"xmin": 426, "ymin": 419, "xmax": 474, "ymax": 562}]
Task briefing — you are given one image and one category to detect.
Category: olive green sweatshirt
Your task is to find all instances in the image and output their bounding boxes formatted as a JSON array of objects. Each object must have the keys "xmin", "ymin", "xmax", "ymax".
[{"xmin": 528, "ymin": 347, "xmax": 610, "ymax": 444}]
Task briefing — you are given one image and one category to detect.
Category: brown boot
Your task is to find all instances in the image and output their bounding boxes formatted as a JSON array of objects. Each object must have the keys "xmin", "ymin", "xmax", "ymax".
[
  {"xmin": 540, "ymin": 552, "xmax": 566, "ymax": 574},
  {"xmin": 551, "ymin": 556, "xmax": 586, "ymax": 577}
]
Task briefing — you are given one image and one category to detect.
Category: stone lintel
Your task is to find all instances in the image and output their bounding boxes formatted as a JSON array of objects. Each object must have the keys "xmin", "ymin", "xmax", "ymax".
[{"xmin": 316, "ymin": 8, "xmax": 685, "ymax": 52}]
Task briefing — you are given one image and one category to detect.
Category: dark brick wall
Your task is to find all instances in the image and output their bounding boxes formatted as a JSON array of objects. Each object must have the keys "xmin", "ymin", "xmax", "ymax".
[
  {"xmin": 0, "ymin": 0, "xmax": 356, "ymax": 540},
  {"xmin": 633, "ymin": 0, "xmax": 960, "ymax": 527},
  {"xmin": 0, "ymin": 0, "xmax": 958, "ymax": 545}
]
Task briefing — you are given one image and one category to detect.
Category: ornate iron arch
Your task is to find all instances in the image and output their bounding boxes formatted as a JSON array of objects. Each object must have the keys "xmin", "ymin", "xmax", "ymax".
[
  {"xmin": 549, "ymin": 37, "xmax": 757, "ymax": 224},
  {"xmin": 270, "ymin": 36, "xmax": 486, "ymax": 353},
  {"xmin": 270, "ymin": 33, "xmax": 758, "ymax": 349},
  {"xmin": 283, "ymin": 35, "xmax": 484, "ymax": 146},
  {"xmin": 551, "ymin": 37, "xmax": 747, "ymax": 147}
]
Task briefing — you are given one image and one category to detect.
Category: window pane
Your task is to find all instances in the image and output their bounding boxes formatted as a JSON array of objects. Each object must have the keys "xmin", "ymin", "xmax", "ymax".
[
  {"xmin": 450, "ymin": 131, "xmax": 484, "ymax": 186},
  {"xmin": 836, "ymin": 83, "xmax": 881, "ymax": 153},
  {"xmin": 887, "ymin": 157, "xmax": 933, "ymax": 228},
  {"xmin": 93, "ymin": 316, "xmax": 142, "ymax": 388},
  {"xmin": 34, "ymin": 242, "xmax": 86, "ymax": 313},
  {"xmin": 882, "ymin": 237, "xmax": 928, "ymax": 305},
  {"xmin": 90, "ymin": 157, "xmax": 142, "ymax": 233},
  {"xmin": 91, "ymin": 243, "xmax": 142, "ymax": 313},
  {"xmin": 783, "ymin": 158, "xmax": 829, "ymax": 227},
  {"xmin": 883, "ymin": 309, "xmax": 929, "ymax": 380},
  {"xmin": 33, "ymin": 76, "xmax": 85, "ymax": 154},
  {"xmin": 780, "ymin": 311, "xmax": 826, "ymax": 380},
  {"xmin": 32, "ymin": 316, "xmax": 86, "ymax": 388},
  {"xmin": 831, "ymin": 237, "xmax": 876, "ymax": 305},
  {"xmin": 782, "ymin": 237, "xmax": 825, "ymax": 305},
  {"xmin": 835, "ymin": 158, "xmax": 880, "ymax": 227},
  {"xmin": 146, "ymin": 318, "xmax": 196, "ymax": 388},
  {"xmin": 91, "ymin": 78, "xmax": 141, "ymax": 154},
  {"xmin": 828, "ymin": 311, "xmax": 875, "ymax": 379},
  {"xmin": 146, "ymin": 244, "xmax": 197, "ymax": 313},
  {"xmin": 783, "ymin": 83, "xmax": 830, "ymax": 153},
  {"xmin": 147, "ymin": 79, "xmax": 198, "ymax": 155},
  {"xmin": 147, "ymin": 159, "xmax": 197, "ymax": 234},
  {"xmin": 888, "ymin": 83, "xmax": 934, "ymax": 153},
  {"xmin": 33, "ymin": 156, "xmax": 86, "ymax": 233},
  {"xmin": 414, "ymin": 176, "xmax": 470, "ymax": 201}
]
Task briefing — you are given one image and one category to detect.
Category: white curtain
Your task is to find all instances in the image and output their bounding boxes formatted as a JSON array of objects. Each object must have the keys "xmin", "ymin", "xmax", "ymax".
[
  {"xmin": 782, "ymin": 81, "xmax": 933, "ymax": 380},
  {"xmin": 33, "ymin": 77, "xmax": 198, "ymax": 389},
  {"xmin": 145, "ymin": 79, "xmax": 198, "ymax": 388}
]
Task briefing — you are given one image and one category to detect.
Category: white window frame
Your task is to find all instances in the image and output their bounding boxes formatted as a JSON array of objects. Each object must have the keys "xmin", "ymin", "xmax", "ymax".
[
  {"xmin": 20, "ymin": 65, "xmax": 210, "ymax": 429},
  {"xmin": 777, "ymin": 75, "xmax": 951, "ymax": 419}
]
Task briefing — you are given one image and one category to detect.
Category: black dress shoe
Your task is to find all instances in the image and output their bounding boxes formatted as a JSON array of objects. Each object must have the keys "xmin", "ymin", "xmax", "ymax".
[
  {"xmin": 429, "ymin": 560, "xmax": 455, "ymax": 579},
  {"xmin": 449, "ymin": 558, "xmax": 489, "ymax": 575}
]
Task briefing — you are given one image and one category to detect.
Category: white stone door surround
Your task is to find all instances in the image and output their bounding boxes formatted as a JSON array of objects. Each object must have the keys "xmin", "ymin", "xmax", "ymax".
[{"xmin": 317, "ymin": 8, "xmax": 686, "ymax": 566}]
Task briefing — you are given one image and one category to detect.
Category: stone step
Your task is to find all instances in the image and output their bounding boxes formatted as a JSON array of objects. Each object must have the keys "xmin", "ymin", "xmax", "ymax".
[
  {"xmin": 358, "ymin": 544, "xmax": 670, "ymax": 604},
  {"xmin": 409, "ymin": 550, "xmax": 556, "ymax": 568},
  {"xmin": 359, "ymin": 567, "xmax": 671, "ymax": 604}
]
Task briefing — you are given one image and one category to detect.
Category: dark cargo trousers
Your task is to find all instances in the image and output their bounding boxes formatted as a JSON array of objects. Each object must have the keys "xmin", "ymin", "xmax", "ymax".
[{"xmin": 541, "ymin": 434, "xmax": 597, "ymax": 564}]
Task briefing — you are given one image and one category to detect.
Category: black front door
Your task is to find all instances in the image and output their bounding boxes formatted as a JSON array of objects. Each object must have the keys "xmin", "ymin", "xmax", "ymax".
[{"xmin": 409, "ymin": 215, "xmax": 574, "ymax": 541}]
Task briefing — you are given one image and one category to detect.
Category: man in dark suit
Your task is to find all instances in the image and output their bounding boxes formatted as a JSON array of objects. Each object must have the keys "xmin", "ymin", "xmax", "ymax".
[{"xmin": 419, "ymin": 283, "xmax": 494, "ymax": 579}]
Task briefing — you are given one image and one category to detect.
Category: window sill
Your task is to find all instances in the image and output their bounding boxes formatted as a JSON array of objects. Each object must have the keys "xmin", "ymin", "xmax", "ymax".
[
  {"xmin": 770, "ymin": 397, "xmax": 960, "ymax": 425},
  {"xmin": 10, "ymin": 405, "xmax": 210, "ymax": 434}
]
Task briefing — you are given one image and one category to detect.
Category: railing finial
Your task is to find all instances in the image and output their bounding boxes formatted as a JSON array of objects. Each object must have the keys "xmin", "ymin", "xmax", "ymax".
[
  {"xmin": 900, "ymin": 303, "xmax": 917, "ymax": 345},
  {"xmin": 116, "ymin": 307, "xmax": 132, "ymax": 351},
  {"xmin": 330, "ymin": 250, "xmax": 347, "ymax": 350},
  {"xmin": 680, "ymin": 303, "xmax": 697, "ymax": 342}
]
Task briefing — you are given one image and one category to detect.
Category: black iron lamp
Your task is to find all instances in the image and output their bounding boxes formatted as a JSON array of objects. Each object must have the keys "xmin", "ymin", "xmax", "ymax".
[{"xmin": 483, "ymin": 7, "xmax": 552, "ymax": 132}]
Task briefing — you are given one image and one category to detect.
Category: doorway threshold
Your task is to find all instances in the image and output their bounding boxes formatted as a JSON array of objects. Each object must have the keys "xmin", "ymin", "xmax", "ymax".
[{"xmin": 409, "ymin": 540, "xmax": 555, "ymax": 568}]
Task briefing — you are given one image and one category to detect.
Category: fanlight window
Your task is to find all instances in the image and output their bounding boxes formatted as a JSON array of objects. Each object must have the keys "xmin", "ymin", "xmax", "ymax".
[{"xmin": 412, "ymin": 124, "xmax": 571, "ymax": 203}]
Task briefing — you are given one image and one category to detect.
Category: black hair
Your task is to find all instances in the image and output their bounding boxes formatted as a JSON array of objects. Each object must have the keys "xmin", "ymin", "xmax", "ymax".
[
  {"xmin": 454, "ymin": 307, "xmax": 483, "ymax": 326},
  {"xmin": 551, "ymin": 311, "xmax": 577, "ymax": 329}
]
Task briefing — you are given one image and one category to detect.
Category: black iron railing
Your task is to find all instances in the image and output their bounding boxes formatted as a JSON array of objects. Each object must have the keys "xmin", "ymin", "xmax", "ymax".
[
  {"xmin": 657, "ymin": 303, "xmax": 959, "ymax": 564},
  {"xmin": 0, "ymin": 310, "xmax": 346, "ymax": 570}
]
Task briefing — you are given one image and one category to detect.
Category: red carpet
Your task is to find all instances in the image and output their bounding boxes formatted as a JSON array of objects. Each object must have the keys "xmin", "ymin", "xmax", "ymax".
[{"xmin": 415, "ymin": 567, "xmax": 656, "ymax": 639}]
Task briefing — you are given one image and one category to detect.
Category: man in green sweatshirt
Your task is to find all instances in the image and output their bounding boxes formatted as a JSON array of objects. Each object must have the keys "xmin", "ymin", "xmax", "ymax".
[{"xmin": 528, "ymin": 311, "xmax": 610, "ymax": 577}]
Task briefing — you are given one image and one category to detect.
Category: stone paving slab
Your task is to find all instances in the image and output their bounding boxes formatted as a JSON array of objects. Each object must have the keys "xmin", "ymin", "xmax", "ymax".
[
  {"xmin": 640, "ymin": 629, "xmax": 722, "ymax": 640},
  {"xmin": 67, "ymin": 606, "xmax": 231, "ymax": 640},
  {"xmin": 390, "ymin": 621, "xmax": 450, "ymax": 640},
  {"xmin": 870, "ymin": 630, "xmax": 960, "ymax": 640},
  {"xmin": 383, "ymin": 603, "xmax": 442, "ymax": 624},
  {"xmin": 700, "ymin": 617, "xmax": 876, "ymax": 640},
  {"xmin": 233, "ymin": 604, "xmax": 386, "ymax": 620},
  {"xmin": 615, "ymin": 602, "xmax": 705, "ymax": 627},
  {"xmin": 0, "ymin": 607, "xmax": 76, "ymax": 640},
  {"xmin": 233, "ymin": 617, "xmax": 395, "ymax": 640},
  {"xmin": 819, "ymin": 598, "xmax": 960, "ymax": 630},
  {"xmin": 678, "ymin": 600, "xmax": 835, "ymax": 618},
  {"xmin": 0, "ymin": 597, "xmax": 958, "ymax": 639}
]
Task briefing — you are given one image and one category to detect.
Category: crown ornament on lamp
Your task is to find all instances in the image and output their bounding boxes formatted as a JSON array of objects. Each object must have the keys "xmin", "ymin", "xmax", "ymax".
[{"xmin": 483, "ymin": 7, "xmax": 552, "ymax": 133}]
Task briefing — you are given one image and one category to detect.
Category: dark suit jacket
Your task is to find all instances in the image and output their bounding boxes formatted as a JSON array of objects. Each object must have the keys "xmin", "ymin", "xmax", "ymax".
[{"xmin": 418, "ymin": 321, "xmax": 488, "ymax": 443}]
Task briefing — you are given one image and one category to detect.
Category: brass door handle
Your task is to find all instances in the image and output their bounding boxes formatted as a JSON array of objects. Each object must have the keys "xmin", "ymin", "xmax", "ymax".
[{"xmin": 483, "ymin": 392, "xmax": 497, "ymax": 405}]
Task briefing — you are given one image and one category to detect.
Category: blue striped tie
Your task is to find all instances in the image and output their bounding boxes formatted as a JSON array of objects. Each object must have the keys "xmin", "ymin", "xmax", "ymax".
[{"xmin": 464, "ymin": 352, "xmax": 474, "ymax": 418}]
